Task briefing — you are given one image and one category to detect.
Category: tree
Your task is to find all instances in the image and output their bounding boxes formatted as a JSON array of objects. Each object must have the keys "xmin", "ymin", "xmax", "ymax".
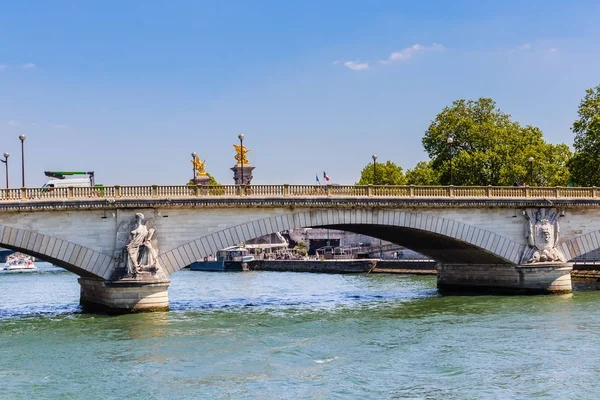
[
  {"xmin": 569, "ymin": 84, "xmax": 600, "ymax": 186},
  {"xmin": 294, "ymin": 241, "xmax": 308, "ymax": 256},
  {"xmin": 357, "ymin": 160, "xmax": 407, "ymax": 185},
  {"xmin": 406, "ymin": 161, "xmax": 440, "ymax": 185},
  {"xmin": 186, "ymin": 173, "xmax": 220, "ymax": 186},
  {"xmin": 422, "ymin": 98, "xmax": 571, "ymax": 186}
]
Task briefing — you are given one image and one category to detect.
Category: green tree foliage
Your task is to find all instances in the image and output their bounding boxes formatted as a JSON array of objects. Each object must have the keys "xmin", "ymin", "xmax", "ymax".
[
  {"xmin": 186, "ymin": 173, "xmax": 220, "ymax": 186},
  {"xmin": 422, "ymin": 98, "xmax": 571, "ymax": 186},
  {"xmin": 294, "ymin": 241, "xmax": 308, "ymax": 256},
  {"xmin": 568, "ymin": 84, "xmax": 600, "ymax": 186},
  {"xmin": 357, "ymin": 160, "xmax": 407, "ymax": 185},
  {"xmin": 406, "ymin": 161, "xmax": 440, "ymax": 185}
]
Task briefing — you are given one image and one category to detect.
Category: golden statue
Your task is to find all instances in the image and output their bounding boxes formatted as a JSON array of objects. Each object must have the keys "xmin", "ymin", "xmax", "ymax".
[
  {"xmin": 191, "ymin": 157, "xmax": 207, "ymax": 176},
  {"xmin": 233, "ymin": 144, "xmax": 251, "ymax": 165}
]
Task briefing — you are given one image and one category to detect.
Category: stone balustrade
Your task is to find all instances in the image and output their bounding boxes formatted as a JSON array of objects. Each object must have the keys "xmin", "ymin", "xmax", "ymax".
[{"xmin": 0, "ymin": 184, "xmax": 599, "ymax": 202}]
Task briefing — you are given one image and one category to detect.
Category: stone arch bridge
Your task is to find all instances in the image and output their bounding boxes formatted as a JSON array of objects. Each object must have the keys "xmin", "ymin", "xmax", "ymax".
[{"xmin": 2, "ymin": 184, "xmax": 600, "ymax": 312}]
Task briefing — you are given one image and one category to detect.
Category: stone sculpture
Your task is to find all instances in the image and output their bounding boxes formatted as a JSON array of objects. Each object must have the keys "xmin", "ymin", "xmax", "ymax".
[
  {"xmin": 114, "ymin": 213, "xmax": 161, "ymax": 277},
  {"xmin": 522, "ymin": 208, "xmax": 565, "ymax": 264},
  {"xmin": 233, "ymin": 144, "xmax": 251, "ymax": 165}
]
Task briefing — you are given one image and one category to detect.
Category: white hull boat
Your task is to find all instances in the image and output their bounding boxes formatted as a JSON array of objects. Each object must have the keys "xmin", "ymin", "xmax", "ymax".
[{"xmin": 4, "ymin": 253, "xmax": 37, "ymax": 271}]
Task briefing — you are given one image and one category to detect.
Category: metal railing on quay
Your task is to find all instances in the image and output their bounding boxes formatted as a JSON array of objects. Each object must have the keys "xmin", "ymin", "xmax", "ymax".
[{"xmin": 0, "ymin": 185, "xmax": 599, "ymax": 202}]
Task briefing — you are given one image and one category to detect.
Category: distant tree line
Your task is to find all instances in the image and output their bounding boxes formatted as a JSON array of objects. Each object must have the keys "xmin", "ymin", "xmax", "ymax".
[{"xmin": 357, "ymin": 84, "xmax": 600, "ymax": 187}]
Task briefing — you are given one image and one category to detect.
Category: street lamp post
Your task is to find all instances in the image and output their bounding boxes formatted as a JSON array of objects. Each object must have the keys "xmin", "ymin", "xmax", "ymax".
[
  {"xmin": 191, "ymin": 152, "xmax": 197, "ymax": 184},
  {"xmin": 528, "ymin": 156, "xmax": 534, "ymax": 185},
  {"xmin": 19, "ymin": 134, "xmax": 26, "ymax": 187},
  {"xmin": 372, "ymin": 154, "xmax": 377, "ymax": 185},
  {"xmin": 238, "ymin": 133, "xmax": 245, "ymax": 185},
  {"xmin": 1, "ymin": 152, "xmax": 8, "ymax": 189},
  {"xmin": 447, "ymin": 137, "xmax": 454, "ymax": 185}
]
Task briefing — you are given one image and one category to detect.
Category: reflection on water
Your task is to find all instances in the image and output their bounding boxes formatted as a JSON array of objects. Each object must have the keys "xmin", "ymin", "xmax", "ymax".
[{"xmin": 2, "ymin": 263, "xmax": 600, "ymax": 399}]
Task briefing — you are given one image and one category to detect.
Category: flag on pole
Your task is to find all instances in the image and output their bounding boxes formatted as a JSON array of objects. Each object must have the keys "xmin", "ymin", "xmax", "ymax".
[
  {"xmin": 323, "ymin": 171, "xmax": 330, "ymax": 182},
  {"xmin": 316, "ymin": 174, "xmax": 321, "ymax": 184}
]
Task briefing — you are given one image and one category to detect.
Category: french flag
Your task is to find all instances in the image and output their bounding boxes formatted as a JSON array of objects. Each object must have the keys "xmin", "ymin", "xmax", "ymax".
[
  {"xmin": 316, "ymin": 174, "xmax": 321, "ymax": 184},
  {"xmin": 323, "ymin": 171, "xmax": 330, "ymax": 182}
]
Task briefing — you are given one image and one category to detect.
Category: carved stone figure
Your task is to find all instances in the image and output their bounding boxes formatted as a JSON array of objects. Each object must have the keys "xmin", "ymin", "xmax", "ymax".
[
  {"xmin": 522, "ymin": 208, "xmax": 565, "ymax": 264},
  {"xmin": 233, "ymin": 144, "xmax": 251, "ymax": 165},
  {"xmin": 114, "ymin": 213, "xmax": 161, "ymax": 278}
]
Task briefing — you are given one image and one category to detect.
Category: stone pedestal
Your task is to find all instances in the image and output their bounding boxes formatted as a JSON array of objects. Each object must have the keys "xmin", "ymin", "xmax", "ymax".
[
  {"xmin": 78, "ymin": 277, "xmax": 171, "ymax": 314},
  {"xmin": 437, "ymin": 263, "xmax": 572, "ymax": 295},
  {"xmin": 193, "ymin": 175, "xmax": 210, "ymax": 186},
  {"xmin": 231, "ymin": 164, "xmax": 255, "ymax": 185}
]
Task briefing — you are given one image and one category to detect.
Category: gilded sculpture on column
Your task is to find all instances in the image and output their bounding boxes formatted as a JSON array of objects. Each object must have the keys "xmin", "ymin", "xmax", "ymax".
[
  {"xmin": 233, "ymin": 144, "xmax": 251, "ymax": 165},
  {"xmin": 191, "ymin": 157, "xmax": 207, "ymax": 177}
]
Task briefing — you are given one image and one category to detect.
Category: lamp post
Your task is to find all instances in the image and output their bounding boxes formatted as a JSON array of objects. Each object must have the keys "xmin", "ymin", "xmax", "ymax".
[
  {"xmin": 18, "ymin": 134, "xmax": 26, "ymax": 188},
  {"xmin": 372, "ymin": 154, "xmax": 377, "ymax": 185},
  {"xmin": 191, "ymin": 152, "xmax": 197, "ymax": 184},
  {"xmin": 238, "ymin": 133, "xmax": 245, "ymax": 185},
  {"xmin": 528, "ymin": 156, "xmax": 534, "ymax": 185},
  {"xmin": 1, "ymin": 152, "xmax": 8, "ymax": 189},
  {"xmin": 447, "ymin": 136, "xmax": 454, "ymax": 185}
]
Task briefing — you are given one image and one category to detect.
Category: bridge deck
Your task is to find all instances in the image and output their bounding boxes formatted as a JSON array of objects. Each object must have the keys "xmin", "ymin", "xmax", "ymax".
[{"xmin": 0, "ymin": 185, "xmax": 599, "ymax": 203}]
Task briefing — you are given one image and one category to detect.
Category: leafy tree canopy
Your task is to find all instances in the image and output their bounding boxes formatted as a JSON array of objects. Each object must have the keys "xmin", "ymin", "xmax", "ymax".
[
  {"xmin": 406, "ymin": 161, "xmax": 440, "ymax": 185},
  {"xmin": 568, "ymin": 84, "xmax": 600, "ymax": 186},
  {"xmin": 357, "ymin": 160, "xmax": 407, "ymax": 185},
  {"xmin": 422, "ymin": 98, "xmax": 571, "ymax": 186},
  {"xmin": 187, "ymin": 173, "xmax": 220, "ymax": 186}
]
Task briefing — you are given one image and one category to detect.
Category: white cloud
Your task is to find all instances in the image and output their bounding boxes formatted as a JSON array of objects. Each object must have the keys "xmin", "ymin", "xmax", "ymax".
[
  {"xmin": 506, "ymin": 43, "xmax": 533, "ymax": 54},
  {"xmin": 519, "ymin": 43, "xmax": 531, "ymax": 51},
  {"xmin": 547, "ymin": 47, "xmax": 558, "ymax": 54},
  {"xmin": 343, "ymin": 61, "xmax": 369, "ymax": 71},
  {"xmin": 380, "ymin": 43, "xmax": 444, "ymax": 65},
  {"xmin": 21, "ymin": 63, "xmax": 36, "ymax": 69},
  {"xmin": 7, "ymin": 120, "xmax": 21, "ymax": 126}
]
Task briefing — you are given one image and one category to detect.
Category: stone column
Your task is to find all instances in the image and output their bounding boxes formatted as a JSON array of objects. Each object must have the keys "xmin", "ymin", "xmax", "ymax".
[
  {"xmin": 437, "ymin": 262, "xmax": 572, "ymax": 294},
  {"xmin": 231, "ymin": 164, "xmax": 255, "ymax": 185},
  {"xmin": 78, "ymin": 277, "xmax": 171, "ymax": 313}
]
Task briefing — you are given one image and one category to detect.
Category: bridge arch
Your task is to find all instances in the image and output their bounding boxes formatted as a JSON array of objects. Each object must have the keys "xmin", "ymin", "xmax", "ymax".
[
  {"xmin": 158, "ymin": 209, "xmax": 526, "ymax": 274},
  {"xmin": 0, "ymin": 224, "xmax": 113, "ymax": 279},
  {"xmin": 561, "ymin": 230, "xmax": 600, "ymax": 261}
]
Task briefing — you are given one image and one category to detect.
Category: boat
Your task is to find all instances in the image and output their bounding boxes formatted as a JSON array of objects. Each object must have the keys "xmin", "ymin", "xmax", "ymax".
[
  {"xmin": 3, "ymin": 252, "xmax": 37, "ymax": 271},
  {"xmin": 189, "ymin": 246, "xmax": 254, "ymax": 271}
]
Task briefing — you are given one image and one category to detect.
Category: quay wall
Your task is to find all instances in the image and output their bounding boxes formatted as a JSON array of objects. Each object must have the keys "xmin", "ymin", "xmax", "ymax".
[
  {"xmin": 249, "ymin": 259, "xmax": 377, "ymax": 273},
  {"xmin": 248, "ymin": 259, "xmax": 438, "ymax": 274},
  {"xmin": 372, "ymin": 260, "xmax": 437, "ymax": 275}
]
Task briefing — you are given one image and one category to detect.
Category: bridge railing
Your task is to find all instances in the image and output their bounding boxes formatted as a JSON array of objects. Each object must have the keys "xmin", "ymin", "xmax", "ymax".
[{"xmin": 2, "ymin": 185, "xmax": 600, "ymax": 201}]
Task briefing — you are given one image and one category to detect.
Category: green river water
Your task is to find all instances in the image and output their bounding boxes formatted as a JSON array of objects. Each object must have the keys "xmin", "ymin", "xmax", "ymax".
[{"xmin": 1, "ymin": 263, "xmax": 600, "ymax": 399}]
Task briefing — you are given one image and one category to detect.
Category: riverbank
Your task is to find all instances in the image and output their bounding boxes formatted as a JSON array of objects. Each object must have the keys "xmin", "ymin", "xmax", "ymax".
[
  {"xmin": 247, "ymin": 260, "xmax": 600, "ymax": 278},
  {"xmin": 248, "ymin": 259, "xmax": 437, "ymax": 274},
  {"xmin": 572, "ymin": 264, "xmax": 600, "ymax": 279}
]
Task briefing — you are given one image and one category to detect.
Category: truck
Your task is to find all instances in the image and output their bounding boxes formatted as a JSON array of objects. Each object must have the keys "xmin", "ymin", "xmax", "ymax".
[{"xmin": 42, "ymin": 171, "xmax": 103, "ymax": 195}]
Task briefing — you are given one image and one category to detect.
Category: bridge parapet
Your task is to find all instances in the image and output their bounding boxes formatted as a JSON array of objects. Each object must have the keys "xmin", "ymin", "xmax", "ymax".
[{"xmin": 1, "ymin": 185, "xmax": 599, "ymax": 202}]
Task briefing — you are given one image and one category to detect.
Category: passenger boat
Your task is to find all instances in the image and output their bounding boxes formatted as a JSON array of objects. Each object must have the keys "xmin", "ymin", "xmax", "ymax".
[
  {"xmin": 189, "ymin": 246, "xmax": 254, "ymax": 271},
  {"xmin": 4, "ymin": 253, "xmax": 37, "ymax": 271}
]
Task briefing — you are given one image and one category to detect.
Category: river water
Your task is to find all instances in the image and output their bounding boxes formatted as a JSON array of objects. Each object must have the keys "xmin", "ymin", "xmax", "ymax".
[{"xmin": 1, "ymin": 263, "xmax": 600, "ymax": 399}]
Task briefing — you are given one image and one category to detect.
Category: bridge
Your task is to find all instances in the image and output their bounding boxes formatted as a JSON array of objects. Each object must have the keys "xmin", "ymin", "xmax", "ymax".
[{"xmin": 2, "ymin": 184, "xmax": 599, "ymax": 313}]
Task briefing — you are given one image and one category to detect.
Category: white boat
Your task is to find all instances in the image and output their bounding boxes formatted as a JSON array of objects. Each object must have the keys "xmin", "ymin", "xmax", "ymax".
[{"xmin": 4, "ymin": 253, "xmax": 37, "ymax": 271}]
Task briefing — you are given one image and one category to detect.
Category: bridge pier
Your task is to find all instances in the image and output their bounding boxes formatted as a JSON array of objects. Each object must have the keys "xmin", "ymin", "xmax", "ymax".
[
  {"xmin": 437, "ymin": 263, "xmax": 573, "ymax": 295},
  {"xmin": 78, "ymin": 277, "xmax": 171, "ymax": 314}
]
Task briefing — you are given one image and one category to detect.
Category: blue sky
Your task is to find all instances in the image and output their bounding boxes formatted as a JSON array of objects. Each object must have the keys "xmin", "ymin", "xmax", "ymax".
[{"xmin": 1, "ymin": 0, "xmax": 599, "ymax": 187}]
